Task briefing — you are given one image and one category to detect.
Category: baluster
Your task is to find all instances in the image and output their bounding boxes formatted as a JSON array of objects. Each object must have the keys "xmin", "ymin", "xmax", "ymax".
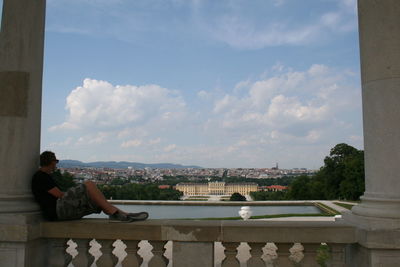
[
  {"xmin": 72, "ymin": 238, "xmax": 95, "ymax": 267},
  {"xmin": 247, "ymin": 242, "xmax": 266, "ymax": 267},
  {"xmin": 289, "ymin": 243, "xmax": 304, "ymax": 265},
  {"xmin": 96, "ymin": 239, "xmax": 118, "ymax": 266},
  {"xmin": 327, "ymin": 243, "xmax": 346, "ymax": 267},
  {"xmin": 264, "ymin": 242, "xmax": 278, "ymax": 267},
  {"xmin": 121, "ymin": 240, "xmax": 143, "ymax": 267},
  {"xmin": 148, "ymin": 240, "xmax": 168, "ymax": 267},
  {"xmin": 48, "ymin": 238, "xmax": 72, "ymax": 267},
  {"xmin": 275, "ymin": 243, "xmax": 293, "ymax": 266},
  {"xmin": 299, "ymin": 243, "xmax": 320, "ymax": 267},
  {"xmin": 221, "ymin": 242, "xmax": 240, "ymax": 267}
]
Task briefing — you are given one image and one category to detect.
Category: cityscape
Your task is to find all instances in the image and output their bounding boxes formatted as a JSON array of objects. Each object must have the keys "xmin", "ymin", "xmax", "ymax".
[{"xmin": 59, "ymin": 164, "xmax": 315, "ymax": 184}]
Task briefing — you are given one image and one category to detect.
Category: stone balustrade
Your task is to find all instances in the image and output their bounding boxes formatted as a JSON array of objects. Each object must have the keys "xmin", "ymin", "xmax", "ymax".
[{"xmin": 40, "ymin": 219, "xmax": 356, "ymax": 267}]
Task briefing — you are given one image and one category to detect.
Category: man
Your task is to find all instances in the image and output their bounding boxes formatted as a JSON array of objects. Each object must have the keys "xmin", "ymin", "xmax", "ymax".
[{"xmin": 31, "ymin": 151, "xmax": 148, "ymax": 222}]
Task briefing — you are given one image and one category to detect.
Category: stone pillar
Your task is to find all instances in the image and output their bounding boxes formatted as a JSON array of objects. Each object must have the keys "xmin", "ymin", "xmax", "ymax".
[
  {"xmin": 0, "ymin": 0, "xmax": 47, "ymax": 266},
  {"xmin": 343, "ymin": 0, "xmax": 400, "ymax": 265},
  {"xmin": 347, "ymin": 0, "xmax": 400, "ymax": 228},
  {"xmin": 0, "ymin": 0, "xmax": 45, "ymax": 213}
]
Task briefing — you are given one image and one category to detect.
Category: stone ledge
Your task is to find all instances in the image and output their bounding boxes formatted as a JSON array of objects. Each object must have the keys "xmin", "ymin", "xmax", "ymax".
[
  {"xmin": 220, "ymin": 220, "xmax": 356, "ymax": 243},
  {"xmin": 40, "ymin": 219, "xmax": 357, "ymax": 244}
]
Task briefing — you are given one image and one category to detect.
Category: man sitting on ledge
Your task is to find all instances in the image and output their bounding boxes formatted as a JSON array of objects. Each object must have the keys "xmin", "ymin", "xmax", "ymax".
[{"xmin": 32, "ymin": 151, "xmax": 148, "ymax": 222}]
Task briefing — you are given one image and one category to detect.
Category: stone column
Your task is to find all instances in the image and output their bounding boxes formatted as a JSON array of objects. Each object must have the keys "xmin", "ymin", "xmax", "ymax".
[
  {"xmin": 344, "ymin": 0, "xmax": 400, "ymax": 265},
  {"xmin": 0, "ymin": 0, "xmax": 45, "ymax": 213},
  {"xmin": 0, "ymin": 1, "xmax": 47, "ymax": 266},
  {"xmin": 347, "ymin": 0, "xmax": 400, "ymax": 228}
]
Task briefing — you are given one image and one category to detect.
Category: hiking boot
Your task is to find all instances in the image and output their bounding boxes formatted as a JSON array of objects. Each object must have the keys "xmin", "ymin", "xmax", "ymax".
[
  {"xmin": 127, "ymin": 212, "xmax": 149, "ymax": 221},
  {"xmin": 109, "ymin": 211, "xmax": 134, "ymax": 222}
]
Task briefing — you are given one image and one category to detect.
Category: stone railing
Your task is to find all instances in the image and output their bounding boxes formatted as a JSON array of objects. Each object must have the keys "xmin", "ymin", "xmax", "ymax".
[{"xmin": 40, "ymin": 219, "xmax": 356, "ymax": 267}]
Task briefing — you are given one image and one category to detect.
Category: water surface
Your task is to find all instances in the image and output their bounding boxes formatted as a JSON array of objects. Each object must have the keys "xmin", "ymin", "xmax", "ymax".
[{"xmin": 85, "ymin": 204, "xmax": 321, "ymax": 219}]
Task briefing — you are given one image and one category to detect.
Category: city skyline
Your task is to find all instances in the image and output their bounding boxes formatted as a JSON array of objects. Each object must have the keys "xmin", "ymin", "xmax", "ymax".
[
  {"xmin": 41, "ymin": 0, "xmax": 362, "ymax": 169},
  {"xmin": 58, "ymin": 158, "xmax": 312, "ymax": 170}
]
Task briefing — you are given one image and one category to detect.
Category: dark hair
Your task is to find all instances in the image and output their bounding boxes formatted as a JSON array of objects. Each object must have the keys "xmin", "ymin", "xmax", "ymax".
[{"xmin": 40, "ymin": 151, "xmax": 58, "ymax": 167}]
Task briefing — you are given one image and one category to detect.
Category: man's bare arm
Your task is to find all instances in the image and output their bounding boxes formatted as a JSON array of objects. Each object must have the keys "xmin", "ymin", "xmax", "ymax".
[{"xmin": 48, "ymin": 187, "xmax": 64, "ymax": 198}]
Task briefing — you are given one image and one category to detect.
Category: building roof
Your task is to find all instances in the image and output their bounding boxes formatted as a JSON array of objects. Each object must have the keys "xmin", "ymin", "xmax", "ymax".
[{"xmin": 265, "ymin": 185, "xmax": 288, "ymax": 190}]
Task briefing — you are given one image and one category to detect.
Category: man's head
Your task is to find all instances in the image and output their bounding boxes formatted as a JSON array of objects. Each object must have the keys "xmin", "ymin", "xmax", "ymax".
[{"xmin": 40, "ymin": 151, "xmax": 59, "ymax": 168}]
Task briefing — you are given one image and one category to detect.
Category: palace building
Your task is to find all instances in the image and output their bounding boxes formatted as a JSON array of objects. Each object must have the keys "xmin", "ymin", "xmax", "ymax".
[{"xmin": 175, "ymin": 181, "xmax": 258, "ymax": 196}]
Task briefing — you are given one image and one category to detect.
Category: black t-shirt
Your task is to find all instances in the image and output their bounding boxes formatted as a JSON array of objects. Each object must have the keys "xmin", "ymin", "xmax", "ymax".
[{"xmin": 31, "ymin": 170, "xmax": 58, "ymax": 220}]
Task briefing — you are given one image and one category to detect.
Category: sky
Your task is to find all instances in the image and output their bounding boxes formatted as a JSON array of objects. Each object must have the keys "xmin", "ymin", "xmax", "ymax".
[{"xmin": 40, "ymin": 0, "xmax": 363, "ymax": 169}]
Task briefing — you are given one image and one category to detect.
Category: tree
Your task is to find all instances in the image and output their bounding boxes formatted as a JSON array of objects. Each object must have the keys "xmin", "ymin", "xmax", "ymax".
[
  {"xmin": 250, "ymin": 191, "xmax": 286, "ymax": 200},
  {"xmin": 250, "ymin": 143, "xmax": 365, "ymax": 201},
  {"xmin": 230, "ymin": 192, "xmax": 246, "ymax": 201},
  {"xmin": 319, "ymin": 143, "xmax": 364, "ymax": 200},
  {"xmin": 159, "ymin": 188, "xmax": 183, "ymax": 200},
  {"xmin": 110, "ymin": 177, "xmax": 128, "ymax": 185},
  {"xmin": 339, "ymin": 150, "xmax": 365, "ymax": 200},
  {"xmin": 286, "ymin": 175, "xmax": 314, "ymax": 200}
]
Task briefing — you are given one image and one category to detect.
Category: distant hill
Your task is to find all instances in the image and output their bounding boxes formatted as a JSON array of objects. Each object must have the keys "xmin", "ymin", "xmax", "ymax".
[{"xmin": 58, "ymin": 160, "xmax": 202, "ymax": 169}]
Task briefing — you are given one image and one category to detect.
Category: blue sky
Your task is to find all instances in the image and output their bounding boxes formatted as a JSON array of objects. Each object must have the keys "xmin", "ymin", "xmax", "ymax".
[{"xmin": 41, "ymin": 0, "xmax": 362, "ymax": 169}]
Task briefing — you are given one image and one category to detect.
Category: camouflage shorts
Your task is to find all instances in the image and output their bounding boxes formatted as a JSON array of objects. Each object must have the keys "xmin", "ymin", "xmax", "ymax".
[{"xmin": 56, "ymin": 183, "xmax": 102, "ymax": 220}]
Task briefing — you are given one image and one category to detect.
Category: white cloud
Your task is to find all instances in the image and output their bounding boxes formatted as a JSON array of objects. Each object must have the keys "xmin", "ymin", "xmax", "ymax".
[
  {"xmin": 308, "ymin": 64, "xmax": 329, "ymax": 76},
  {"xmin": 121, "ymin": 139, "xmax": 142, "ymax": 148},
  {"xmin": 149, "ymin": 137, "xmax": 161, "ymax": 145},
  {"xmin": 49, "ymin": 122, "xmax": 78, "ymax": 131},
  {"xmin": 45, "ymin": 65, "xmax": 362, "ymax": 168},
  {"xmin": 50, "ymin": 78, "xmax": 186, "ymax": 131},
  {"xmin": 209, "ymin": 17, "xmax": 321, "ymax": 48},
  {"xmin": 76, "ymin": 132, "xmax": 110, "ymax": 145},
  {"xmin": 213, "ymin": 95, "xmax": 238, "ymax": 113},
  {"xmin": 339, "ymin": 0, "xmax": 357, "ymax": 12},
  {"xmin": 164, "ymin": 144, "xmax": 177, "ymax": 152},
  {"xmin": 46, "ymin": 0, "xmax": 357, "ymax": 50},
  {"xmin": 272, "ymin": 0, "xmax": 285, "ymax": 7},
  {"xmin": 206, "ymin": 64, "xmax": 361, "ymax": 145},
  {"xmin": 321, "ymin": 12, "xmax": 342, "ymax": 28},
  {"xmin": 48, "ymin": 137, "xmax": 74, "ymax": 147},
  {"xmin": 204, "ymin": 1, "xmax": 357, "ymax": 49},
  {"xmin": 197, "ymin": 90, "xmax": 209, "ymax": 99},
  {"xmin": 266, "ymin": 94, "xmax": 328, "ymax": 123}
]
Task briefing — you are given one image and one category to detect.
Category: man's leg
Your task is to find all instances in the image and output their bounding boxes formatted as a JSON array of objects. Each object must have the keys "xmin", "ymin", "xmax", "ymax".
[
  {"xmin": 84, "ymin": 181, "xmax": 118, "ymax": 215},
  {"xmin": 83, "ymin": 181, "xmax": 149, "ymax": 222}
]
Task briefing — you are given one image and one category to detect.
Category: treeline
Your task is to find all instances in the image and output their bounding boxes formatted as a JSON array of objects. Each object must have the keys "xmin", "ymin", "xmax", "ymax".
[
  {"xmin": 52, "ymin": 170, "xmax": 182, "ymax": 200},
  {"xmin": 251, "ymin": 143, "xmax": 365, "ymax": 201},
  {"xmin": 98, "ymin": 184, "xmax": 183, "ymax": 201}
]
